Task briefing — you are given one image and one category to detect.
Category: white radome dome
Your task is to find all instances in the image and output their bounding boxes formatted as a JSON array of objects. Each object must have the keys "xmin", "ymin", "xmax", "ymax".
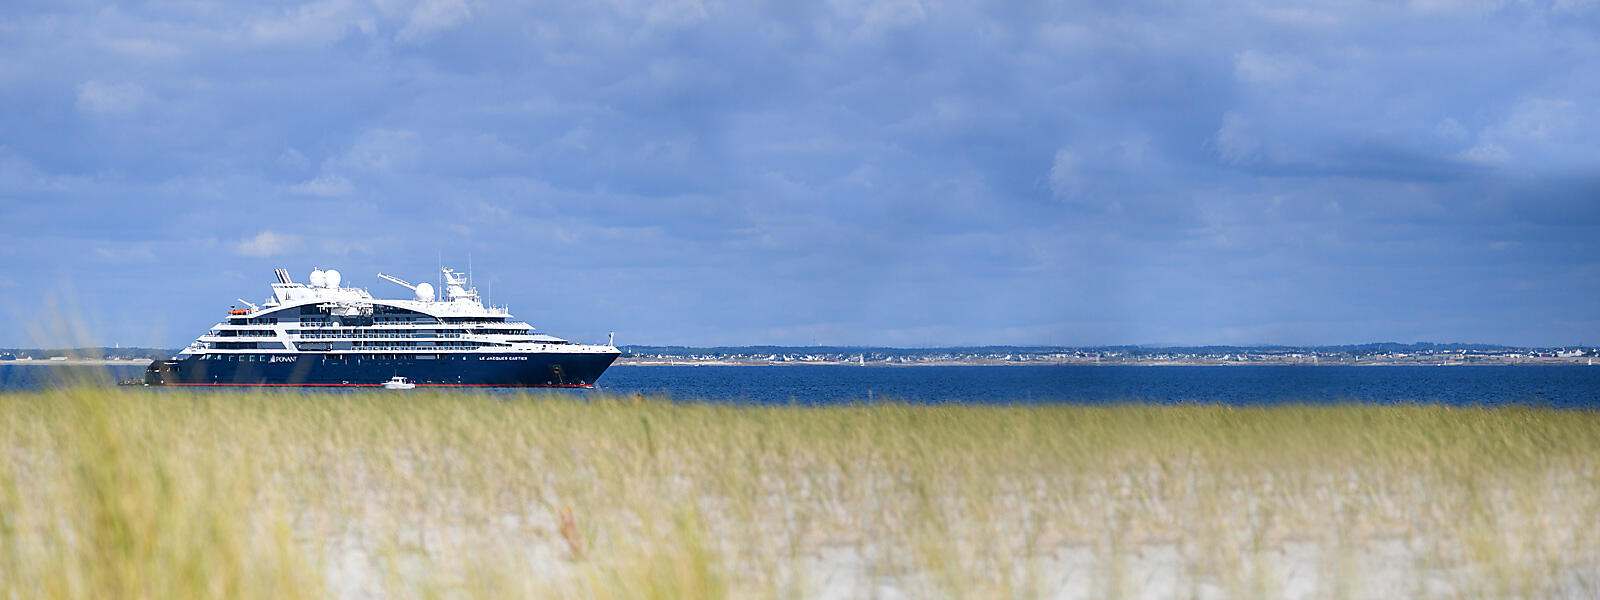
[
  {"xmin": 308, "ymin": 269, "xmax": 326, "ymax": 288},
  {"xmin": 415, "ymin": 282, "xmax": 434, "ymax": 301},
  {"xmin": 325, "ymin": 269, "xmax": 341, "ymax": 288}
]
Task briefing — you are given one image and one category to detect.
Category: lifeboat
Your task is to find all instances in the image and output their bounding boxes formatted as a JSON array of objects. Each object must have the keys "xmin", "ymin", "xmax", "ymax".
[{"xmin": 228, "ymin": 308, "xmax": 249, "ymax": 315}]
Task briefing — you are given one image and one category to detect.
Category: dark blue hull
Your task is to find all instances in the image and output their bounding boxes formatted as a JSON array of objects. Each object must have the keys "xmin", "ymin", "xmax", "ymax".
[{"xmin": 143, "ymin": 352, "xmax": 618, "ymax": 387}]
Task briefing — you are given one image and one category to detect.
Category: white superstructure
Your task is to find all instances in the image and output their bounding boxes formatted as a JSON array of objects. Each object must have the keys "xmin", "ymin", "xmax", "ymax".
[{"xmin": 177, "ymin": 267, "xmax": 617, "ymax": 359}]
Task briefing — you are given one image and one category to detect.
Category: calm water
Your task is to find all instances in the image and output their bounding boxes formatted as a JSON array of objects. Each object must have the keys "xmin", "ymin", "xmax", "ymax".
[{"xmin": 3, "ymin": 363, "xmax": 1598, "ymax": 407}]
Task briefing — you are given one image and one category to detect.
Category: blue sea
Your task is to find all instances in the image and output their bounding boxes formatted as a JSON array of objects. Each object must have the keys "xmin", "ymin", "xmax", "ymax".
[{"xmin": 2, "ymin": 363, "xmax": 1598, "ymax": 407}]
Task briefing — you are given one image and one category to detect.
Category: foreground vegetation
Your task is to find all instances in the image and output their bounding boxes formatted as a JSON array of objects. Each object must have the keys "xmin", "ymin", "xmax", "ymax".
[{"xmin": 1, "ymin": 389, "xmax": 1597, "ymax": 598}]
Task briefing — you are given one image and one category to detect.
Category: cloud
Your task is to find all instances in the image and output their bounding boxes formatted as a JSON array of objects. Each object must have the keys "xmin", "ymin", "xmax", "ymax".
[
  {"xmin": 277, "ymin": 148, "xmax": 312, "ymax": 170},
  {"xmin": 396, "ymin": 0, "xmax": 473, "ymax": 43},
  {"xmin": 1497, "ymin": 98, "xmax": 1578, "ymax": 141},
  {"xmin": 1408, "ymin": 0, "xmax": 1508, "ymax": 14},
  {"xmin": 289, "ymin": 174, "xmax": 355, "ymax": 196},
  {"xmin": 95, "ymin": 243, "xmax": 157, "ymax": 263},
  {"xmin": 829, "ymin": 0, "xmax": 927, "ymax": 39},
  {"xmin": 98, "ymin": 38, "xmax": 184, "ymax": 61},
  {"xmin": 1253, "ymin": 7, "xmax": 1342, "ymax": 28},
  {"xmin": 5, "ymin": 1, "xmax": 1600, "ymax": 347},
  {"xmin": 1456, "ymin": 142, "xmax": 1510, "ymax": 165},
  {"xmin": 233, "ymin": 231, "xmax": 301, "ymax": 257},
  {"xmin": 641, "ymin": 0, "xmax": 709, "ymax": 32},
  {"xmin": 0, "ymin": 148, "xmax": 66, "ymax": 193},
  {"xmin": 329, "ymin": 130, "xmax": 421, "ymax": 173},
  {"xmin": 1462, "ymin": 98, "xmax": 1595, "ymax": 169},
  {"xmin": 1047, "ymin": 149, "xmax": 1079, "ymax": 199},
  {"xmin": 75, "ymin": 81, "xmax": 149, "ymax": 115},
  {"xmin": 1433, "ymin": 117, "xmax": 1469, "ymax": 141},
  {"xmin": 1215, "ymin": 113, "xmax": 1260, "ymax": 164},
  {"xmin": 1234, "ymin": 50, "xmax": 1303, "ymax": 85},
  {"xmin": 249, "ymin": 0, "xmax": 377, "ymax": 45}
]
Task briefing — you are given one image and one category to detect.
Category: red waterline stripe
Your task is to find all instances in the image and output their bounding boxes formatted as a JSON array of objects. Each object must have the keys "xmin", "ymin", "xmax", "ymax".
[{"xmin": 162, "ymin": 382, "xmax": 594, "ymax": 389}]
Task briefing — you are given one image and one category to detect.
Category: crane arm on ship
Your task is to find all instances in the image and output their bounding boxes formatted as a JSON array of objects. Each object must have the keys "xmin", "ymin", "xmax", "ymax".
[
  {"xmin": 377, "ymin": 273, "xmax": 436, "ymax": 302},
  {"xmin": 376, "ymin": 273, "xmax": 416, "ymax": 291}
]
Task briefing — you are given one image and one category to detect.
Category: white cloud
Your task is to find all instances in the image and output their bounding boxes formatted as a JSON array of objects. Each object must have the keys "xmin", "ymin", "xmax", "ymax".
[
  {"xmin": 1035, "ymin": 22, "xmax": 1095, "ymax": 49},
  {"xmin": 396, "ymin": 0, "xmax": 473, "ymax": 43},
  {"xmin": 289, "ymin": 174, "xmax": 355, "ymax": 197},
  {"xmin": 1553, "ymin": 0, "xmax": 1600, "ymax": 13},
  {"xmin": 1048, "ymin": 149, "xmax": 1079, "ymax": 199},
  {"xmin": 642, "ymin": 0, "xmax": 709, "ymax": 32},
  {"xmin": 98, "ymin": 38, "xmax": 184, "ymax": 61},
  {"xmin": 330, "ymin": 129, "xmax": 421, "ymax": 173},
  {"xmin": 1461, "ymin": 98, "xmax": 1593, "ymax": 168},
  {"xmin": 1254, "ymin": 7, "xmax": 1342, "ymax": 28},
  {"xmin": 1215, "ymin": 112, "xmax": 1260, "ymax": 164},
  {"xmin": 233, "ymin": 231, "xmax": 301, "ymax": 257},
  {"xmin": 1408, "ymin": 0, "xmax": 1508, "ymax": 14},
  {"xmin": 1047, "ymin": 136, "xmax": 1154, "ymax": 202},
  {"xmin": 277, "ymin": 148, "xmax": 311, "ymax": 170},
  {"xmin": 1498, "ymin": 98, "xmax": 1577, "ymax": 141},
  {"xmin": 250, "ymin": 0, "xmax": 377, "ymax": 45},
  {"xmin": 841, "ymin": 164, "xmax": 875, "ymax": 188},
  {"xmin": 75, "ymin": 81, "xmax": 148, "ymax": 115},
  {"xmin": 829, "ymin": 0, "xmax": 926, "ymax": 39},
  {"xmin": 95, "ymin": 243, "xmax": 156, "ymax": 263},
  {"xmin": 0, "ymin": 147, "xmax": 65, "ymax": 193},
  {"xmin": 1455, "ymin": 142, "xmax": 1510, "ymax": 165},
  {"xmin": 1433, "ymin": 116, "xmax": 1468, "ymax": 140},
  {"xmin": 1234, "ymin": 50, "xmax": 1302, "ymax": 85}
]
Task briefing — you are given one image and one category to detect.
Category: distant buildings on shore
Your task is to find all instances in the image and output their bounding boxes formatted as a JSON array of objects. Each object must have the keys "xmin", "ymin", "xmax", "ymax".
[
  {"xmin": 616, "ymin": 345, "xmax": 1599, "ymax": 366},
  {"xmin": 2, "ymin": 345, "xmax": 1595, "ymax": 365}
]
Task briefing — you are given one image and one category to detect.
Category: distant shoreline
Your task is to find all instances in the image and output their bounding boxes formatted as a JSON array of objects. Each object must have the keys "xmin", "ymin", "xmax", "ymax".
[
  {"xmin": 617, "ymin": 357, "xmax": 1598, "ymax": 367},
  {"xmin": 4, "ymin": 357, "xmax": 1594, "ymax": 368}
]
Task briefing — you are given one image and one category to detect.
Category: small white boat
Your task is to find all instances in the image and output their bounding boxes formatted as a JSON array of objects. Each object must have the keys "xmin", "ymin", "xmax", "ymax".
[{"xmin": 382, "ymin": 376, "xmax": 415, "ymax": 390}]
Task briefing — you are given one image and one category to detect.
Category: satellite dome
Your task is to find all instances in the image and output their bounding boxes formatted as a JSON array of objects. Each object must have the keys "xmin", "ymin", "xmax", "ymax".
[
  {"xmin": 308, "ymin": 269, "xmax": 326, "ymax": 288},
  {"xmin": 415, "ymin": 282, "xmax": 434, "ymax": 301},
  {"xmin": 325, "ymin": 269, "xmax": 342, "ymax": 288}
]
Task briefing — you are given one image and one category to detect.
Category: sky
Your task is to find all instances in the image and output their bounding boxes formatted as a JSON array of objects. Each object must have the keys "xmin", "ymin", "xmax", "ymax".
[{"xmin": 1, "ymin": 0, "xmax": 1598, "ymax": 348}]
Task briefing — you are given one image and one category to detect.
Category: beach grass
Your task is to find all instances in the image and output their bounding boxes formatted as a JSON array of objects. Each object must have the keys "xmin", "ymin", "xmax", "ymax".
[{"xmin": 1, "ymin": 388, "xmax": 1597, "ymax": 598}]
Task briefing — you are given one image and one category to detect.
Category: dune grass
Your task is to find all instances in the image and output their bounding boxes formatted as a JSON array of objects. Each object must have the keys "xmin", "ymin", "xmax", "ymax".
[{"xmin": 1, "ymin": 388, "xmax": 1597, "ymax": 598}]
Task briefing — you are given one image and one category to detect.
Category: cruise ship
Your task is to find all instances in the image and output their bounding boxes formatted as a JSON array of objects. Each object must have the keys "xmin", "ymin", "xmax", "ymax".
[{"xmin": 144, "ymin": 267, "xmax": 619, "ymax": 387}]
